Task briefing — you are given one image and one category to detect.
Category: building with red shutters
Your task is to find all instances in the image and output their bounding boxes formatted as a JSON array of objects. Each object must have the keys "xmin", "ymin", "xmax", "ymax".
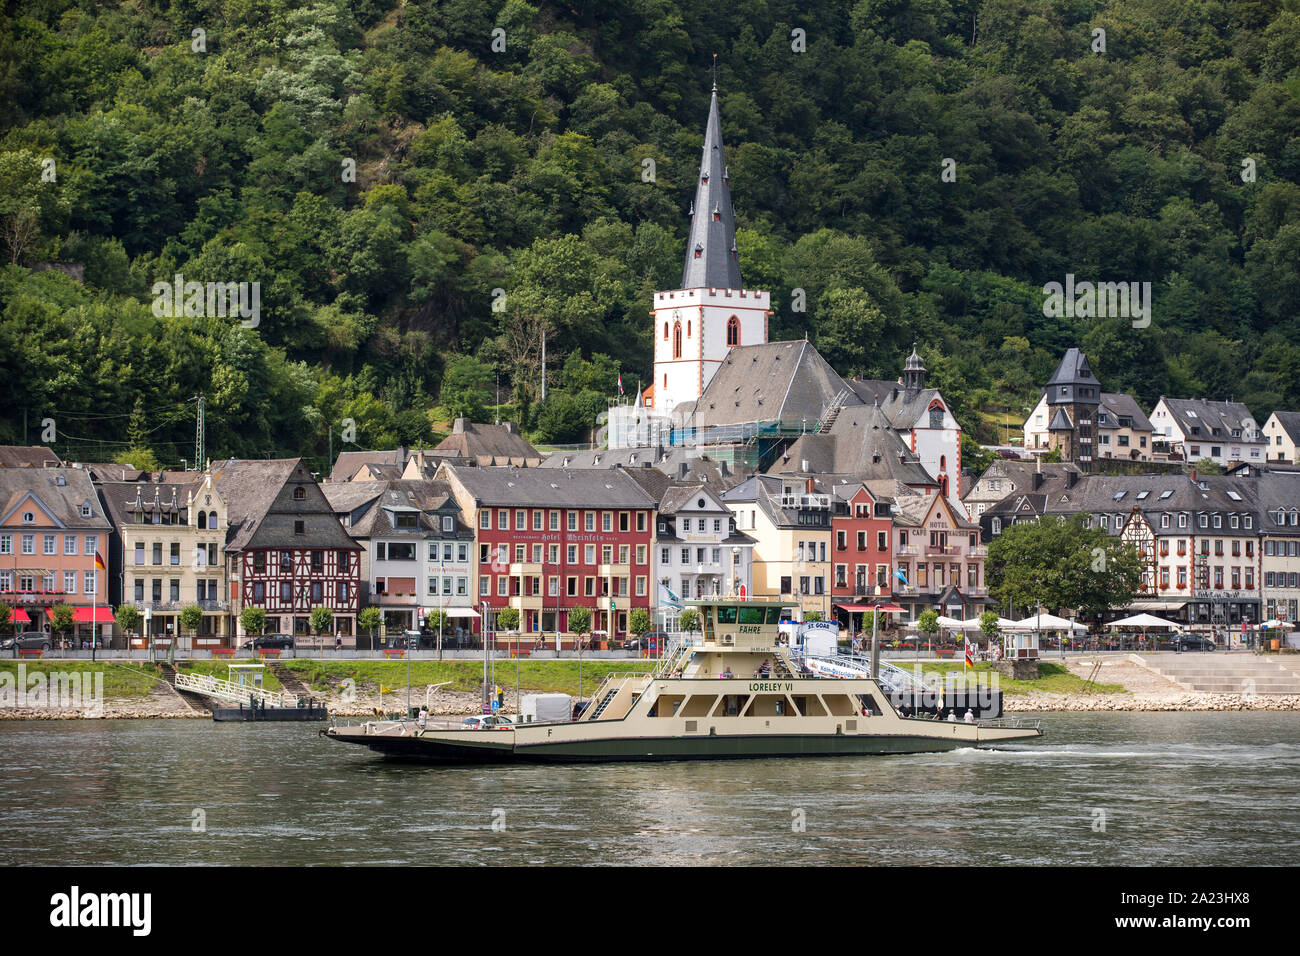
[{"xmin": 437, "ymin": 465, "xmax": 657, "ymax": 640}]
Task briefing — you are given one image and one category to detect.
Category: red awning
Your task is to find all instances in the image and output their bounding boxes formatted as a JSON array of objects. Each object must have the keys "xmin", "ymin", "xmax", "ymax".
[
  {"xmin": 835, "ymin": 603, "xmax": 905, "ymax": 614},
  {"xmin": 72, "ymin": 607, "xmax": 114, "ymax": 623},
  {"xmin": 11, "ymin": 608, "xmax": 29, "ymax": 622}
]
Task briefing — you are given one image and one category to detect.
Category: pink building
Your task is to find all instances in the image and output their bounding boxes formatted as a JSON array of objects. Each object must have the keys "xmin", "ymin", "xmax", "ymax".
[{"xmin": 0, "ymin": 466, "xmax": 114, "ymax": 642}]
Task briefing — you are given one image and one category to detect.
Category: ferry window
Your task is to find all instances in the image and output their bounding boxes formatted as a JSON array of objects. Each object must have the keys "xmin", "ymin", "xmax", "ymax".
[
  {"xmin": 764, "ymin": 607, "xmax": 783, "ymax": 624},
  {"xmin": 716, "ymin": 605, "xmax": 738, "ymax": 624},
  {"xmin": 738, "ymin": 606, "xmax": 764, "ymax": 625}
]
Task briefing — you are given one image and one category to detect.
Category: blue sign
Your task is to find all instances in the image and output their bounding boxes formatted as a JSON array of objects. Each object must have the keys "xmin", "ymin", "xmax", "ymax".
[{"xmin": 491, "ymin": 699, "xmax": 500, "ymax": 712}]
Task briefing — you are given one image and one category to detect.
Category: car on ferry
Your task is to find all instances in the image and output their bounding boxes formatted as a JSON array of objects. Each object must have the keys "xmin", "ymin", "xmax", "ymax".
[{"xmin": 461, "ymin": 714, "xmax": 515, "ymax": 730}]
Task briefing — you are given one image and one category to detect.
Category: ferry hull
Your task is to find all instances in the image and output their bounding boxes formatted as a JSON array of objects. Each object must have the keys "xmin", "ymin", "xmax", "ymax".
[{"xmin": 324, "ymin": 725, "xmax": 1040, "ymax": 763}]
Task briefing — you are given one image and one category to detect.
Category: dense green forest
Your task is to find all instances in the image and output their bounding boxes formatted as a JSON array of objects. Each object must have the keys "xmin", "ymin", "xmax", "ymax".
[{"xmin": 2, "ymin": 0, "xmax": 1299, "ymax": 473}]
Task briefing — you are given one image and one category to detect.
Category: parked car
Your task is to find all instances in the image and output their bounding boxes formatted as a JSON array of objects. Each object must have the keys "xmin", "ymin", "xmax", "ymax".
[
  {"xmin": 461, "ymin": 715, "xmax": 515, "ymax": 730},
  {"xmin": 239, "ymin": 634, "xmax": 295, "ymax": 651},
  {"xmin": 2, "ymin": 631, "xmax": 53, "ymax": 651},
  {"xmin": 1169, "ymin": 635, "xmax": 1216, "ymax": 652}
]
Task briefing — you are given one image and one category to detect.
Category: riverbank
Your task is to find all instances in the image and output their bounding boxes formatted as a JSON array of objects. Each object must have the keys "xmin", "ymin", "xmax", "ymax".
[{"xmin": 5, "ymin": 656, "xmax": 1300, "ymax": 718}]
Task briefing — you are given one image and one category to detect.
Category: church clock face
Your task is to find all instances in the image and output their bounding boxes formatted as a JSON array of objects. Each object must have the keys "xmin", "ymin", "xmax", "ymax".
[{"xmin": 672, "ymin": 310, "xmax": 681, "ymax": 321}]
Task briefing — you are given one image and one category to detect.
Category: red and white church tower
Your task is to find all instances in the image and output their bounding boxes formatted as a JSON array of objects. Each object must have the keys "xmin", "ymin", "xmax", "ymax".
[{"xmin": 646, "ymin": 82, "xmax": 771, "ymax": 415}]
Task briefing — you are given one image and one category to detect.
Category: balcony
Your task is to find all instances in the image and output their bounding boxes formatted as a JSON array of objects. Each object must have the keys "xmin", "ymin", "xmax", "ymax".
[
  {"xmin": 779, "ymin": 493, "xmax": 830, "ymax": 510},
  {"xmin": 925, "ymin": 545, "xmax": 960, "ymax": 556},
  {"xmin": 509, "ymin": 562, "xmax": 542, "ymax": 575},
  {"xmin": 132, "ymin": 599, "xmax": 229, "ymax": 612},
  {"xmin": 510, "ymin": 593, "xmax": 543, "ymax": 611},
  {"xmin": 597, "ymin": 563, "xmax": 629, "ymax": 577},
  {"xmin": 896, "ymin": 545, "xmax": 918, "ymax": 556}
]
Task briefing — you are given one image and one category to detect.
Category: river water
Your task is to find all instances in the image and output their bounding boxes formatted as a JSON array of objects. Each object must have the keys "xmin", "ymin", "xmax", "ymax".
[{"xmin": 1, "ymin": 712, "xmax": 1297, "ymax": 866}]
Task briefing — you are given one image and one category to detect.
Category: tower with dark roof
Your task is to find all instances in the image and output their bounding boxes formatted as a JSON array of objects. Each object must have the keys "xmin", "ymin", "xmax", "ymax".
[
  {"xmin": 1043, "ymin": 348, "xmax": 1102, "ymax": 470},
  {"xmin": 902, "ymin": 343, "xmax": 927, "ymax": 390},
  {"xmin": 648, "ymin": 75, "xmax": 771, "ymax": 416}
]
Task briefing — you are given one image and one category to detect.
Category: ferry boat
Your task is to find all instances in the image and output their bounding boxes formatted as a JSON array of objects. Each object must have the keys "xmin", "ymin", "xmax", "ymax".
[{"xmin": 323, "ymin": 599, "xmax": 1043, "ymax": 762}]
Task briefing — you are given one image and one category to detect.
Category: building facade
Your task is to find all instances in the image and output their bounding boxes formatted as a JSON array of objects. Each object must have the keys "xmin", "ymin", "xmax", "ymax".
[
  {"xmin": 439, "ymin": 465, "xmax": 657, "ymax": 638},
  {"xmin": 0, "ymin": 467, "xmax": 112, "ymax": 643},
  {"xmin": 215, "ymin": 459, "xmax": 362, "ymax": 641},
  {"xmin": 99, "ymin": 476, "xmax": 231, "ymax": 647}
]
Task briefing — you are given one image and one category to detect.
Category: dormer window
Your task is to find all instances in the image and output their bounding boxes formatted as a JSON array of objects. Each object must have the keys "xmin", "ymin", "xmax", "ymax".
[
  {"xmin": 293, "ymin": 487, "xmax": 306, "ymax": 500},
  {"xmin": 22, "ymin": 512, "xmax": 33, "ymax": 524},
  {"xmin": 80, "ymin": 503, "xmax": 92, "ymax": 518}
]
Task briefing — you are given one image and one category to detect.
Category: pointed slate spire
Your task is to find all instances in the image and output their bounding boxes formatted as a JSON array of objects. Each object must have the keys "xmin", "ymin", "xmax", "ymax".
[{"xmin": 681, "ymin": 78, "xmax": 743, "ymax": 290}]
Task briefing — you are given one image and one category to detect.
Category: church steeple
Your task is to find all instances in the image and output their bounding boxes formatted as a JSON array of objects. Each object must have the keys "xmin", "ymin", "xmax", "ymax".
[{"xmin": 681, "ymin": 78, "xmax": 742, "ymax": 290}]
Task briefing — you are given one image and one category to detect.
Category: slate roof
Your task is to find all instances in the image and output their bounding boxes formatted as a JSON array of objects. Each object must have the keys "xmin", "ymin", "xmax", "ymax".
[
  {"xmin": 842, "ymin": 379, "xmax": 944, "ymax": 429},
  {"xmin": 1159, "ymin": 398, "xmax": 1263, "ymax": 442},
  {"xmin": 768, "ymin": 402, "xmax": 937, "ymax": 486},
  {"xmin": 680, "ymin": 84, "xmax": 743, "ymax": 290},
  {"xmin": 442, "ymin": 465, "xmax": 658, "ymax": 509},
  {"xmin": 212, "ymin": 458, "xmax": 357, "ymax": 552},
  {"xmin": 429, "ymin": 419, "xmax": 542, "ymax": 467},
  {"xmin": 1046, "ymin": 348, "xmax": 1101, "ymax": 389},
  {"xmin": 1096, "ymin": 393, "xmax": 1153, "ymax": 431},
  {"xmin": 0, "ymin": 467, "xmax": 111, "ymax": 530},
  {"xmin": 335, "ymin": 480, "xmax": 472, "ymax": 540},
  {"xmin": 689, "ymin": 340, "xmax": 850, "ymax": 430},
  {"xmin": 97, "ymin": 480, "xmax": 202, "ymax": 530},
  {"xmin": 538, "ymin": 445, "xmax": 750, "ymax": 488},
  {"xmin": 1268, "ymin": 411, "xmax": 1300, "ymax": 443},
  {"xmin": 327, "ymin": 448, "xmax": 407, "ymax": 483},
  {"xmin": 0, "ymin": 446, "xmax": 62, "ymax": 468},
  {"xmin": 76, "ymin": 462, "xmax": 148, "ymax": 482}
]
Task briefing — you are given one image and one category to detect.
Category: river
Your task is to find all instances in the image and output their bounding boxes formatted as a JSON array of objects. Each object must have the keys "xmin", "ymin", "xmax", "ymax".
[{"xmin": 1, "ymin": 712, "xmax": 1296, "ymax": 866}]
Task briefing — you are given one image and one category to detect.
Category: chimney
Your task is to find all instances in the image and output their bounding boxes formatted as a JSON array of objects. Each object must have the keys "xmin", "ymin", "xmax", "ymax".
[
  {"xmin": 679, "ymin": 463, "xmax": 689, "ymax": 479},
  {"xmin": 800, "ymin": 458, "xmax": 810, "ymax": 473},
  {"xmin": 453, "ymin": 417, "xmax": 467, "ymax": 434},
  {"xmin": 1066, "ymin": 471, "xmax": 1079, "ymax": 489},
  {"xmin": 805, "ymin": 477, "xmax": 815, "ymax": 494},
  {"xmin": 1032, "ymin": 472, "xmax": 1044, "ymax": 491},
  {"xmin": 1189, "ymin": 469, "xmax": 1197, "ymax": 483},
  {"xmin": 504, "ymin": 422, "xmax": 517, "ymax": 434}
]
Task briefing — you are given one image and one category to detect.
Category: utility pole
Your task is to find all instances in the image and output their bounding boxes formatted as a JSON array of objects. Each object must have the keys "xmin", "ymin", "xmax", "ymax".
[{"xmin": 194, "ymin": 394, "xmax": 205, "ymax": 471}]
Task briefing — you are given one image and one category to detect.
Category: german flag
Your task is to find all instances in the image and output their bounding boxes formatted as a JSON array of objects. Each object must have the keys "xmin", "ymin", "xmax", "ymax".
[{"xmin": 94, "ymin": 551, "xmax": 106, "ymax": 571}]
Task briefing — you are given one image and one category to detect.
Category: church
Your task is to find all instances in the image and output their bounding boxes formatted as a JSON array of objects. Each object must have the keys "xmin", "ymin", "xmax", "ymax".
[{"xmin": 604, "ymin": 81, "xmax": 966, "ymax": 511}]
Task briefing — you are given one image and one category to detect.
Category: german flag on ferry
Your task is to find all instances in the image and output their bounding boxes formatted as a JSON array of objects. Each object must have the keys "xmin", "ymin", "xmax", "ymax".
[
  {"xmin": 964, "ymin": 637, "xmax": 974, "ymax": 669},
  {"xmin": 94, "ymin": 551, "xmax": 106, "ymax": 571}
]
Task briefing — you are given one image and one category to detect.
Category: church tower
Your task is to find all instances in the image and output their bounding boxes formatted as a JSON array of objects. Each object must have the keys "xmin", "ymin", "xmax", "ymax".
[{"xmin": 648, "ymin": 80, "xmax": 770, "ymax": 415}]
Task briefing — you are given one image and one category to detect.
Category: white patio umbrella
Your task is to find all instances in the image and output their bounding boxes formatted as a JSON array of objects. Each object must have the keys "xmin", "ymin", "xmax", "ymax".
[
  {"xmin": 1260, "ymin": 619, "xmax": 1295, "ymax": 630},
  {"xmin": 959, "ymin": 615, "xmax": 1016, "ymax": 629},
  {"xmin": 936, "ymin": 615, "xmax": 967, "ymax": 630},
  {"xmin": 1108, "ymin": 613, "xmax": 1183, "ymax": 630},
  {"xmin": 1005, "ymin": 613, "xmax": 1088, "ymax": 632}
]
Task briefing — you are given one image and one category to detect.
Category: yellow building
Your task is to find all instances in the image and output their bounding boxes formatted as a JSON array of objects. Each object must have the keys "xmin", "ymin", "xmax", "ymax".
[
  {"xmin": 100, "ymin": 475, "xmax": 231, "ymax": 647},
  {"xmin": 723, "ymin": 475, "xmax": 833, "ymax": 620}
]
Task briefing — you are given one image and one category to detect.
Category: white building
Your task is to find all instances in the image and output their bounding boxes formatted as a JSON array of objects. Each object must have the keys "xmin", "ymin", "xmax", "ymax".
[{"xmin": 1149, "ymin": 397, "xmax": 1267, "ymax": 466}]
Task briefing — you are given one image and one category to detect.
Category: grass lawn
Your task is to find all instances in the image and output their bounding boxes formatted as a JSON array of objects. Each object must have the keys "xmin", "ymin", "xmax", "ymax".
[
  {"xmin": 911, "ymin": 661, "xmax": 1126, "ymax": 696},
  {"xmin": 175, "ymin": 659, "xmax": 284, "ymax": 691},
  {"xmin": 0, "ymin": 661, "xmax": 168, "ymax": 698},
  {"xmin": 281, "ymin": 659, "xmax": 656, "ymax": 697}
]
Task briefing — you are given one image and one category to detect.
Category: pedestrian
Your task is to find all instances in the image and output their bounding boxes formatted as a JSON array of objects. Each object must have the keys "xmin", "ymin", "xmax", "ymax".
[
  {"xmin": 963, "ymin": 708, "xmax": 975, "ymax": 724},
  {"xmin": 418, "ymin": 706, "xmax": 428, "ymax": 731}
]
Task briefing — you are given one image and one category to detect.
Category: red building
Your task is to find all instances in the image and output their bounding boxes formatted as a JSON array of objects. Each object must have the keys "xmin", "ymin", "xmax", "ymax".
[
  {"xmin": 213, "ymin": 459, "xmax": 361, "ymax": 641},
  {"xmin": 439, "ymin": 465, "xmax": 656, "ymax": 640},
  {"xmin": 831, "ymin": 482, "xmax": 897, "ymax": 629}
]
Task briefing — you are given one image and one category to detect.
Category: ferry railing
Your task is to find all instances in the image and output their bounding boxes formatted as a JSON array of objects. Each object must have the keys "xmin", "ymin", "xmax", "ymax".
[
  {"xmin": 976, "ymin": 716, "xmax": 1042, "ymax": 731},
  {"xmin": 795, "ymin": 653, "xmax": 938, "ymax": 696}
]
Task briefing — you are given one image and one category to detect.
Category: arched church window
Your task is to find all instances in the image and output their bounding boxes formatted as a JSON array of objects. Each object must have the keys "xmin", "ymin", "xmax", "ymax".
[
  {"xmin": 663, "ymin": 322, "xmax": 668, "ymax": 341},
  {"xmin": 673, "ymin": 322, "xmax": 682, "ymax": 359},
  {"xmin": 727, "ymin": 316, "xmax": 740, "ymax": 347},
  {"xmin": 686, "ymin": 320, "xmax": 691, "ymax": 338}
]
